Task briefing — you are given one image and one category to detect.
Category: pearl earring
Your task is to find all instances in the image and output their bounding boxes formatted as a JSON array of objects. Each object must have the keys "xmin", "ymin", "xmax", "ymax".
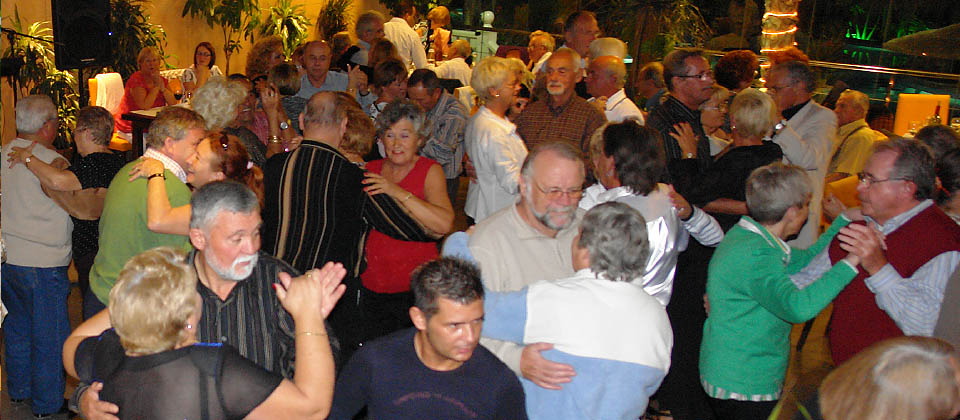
[{"xmin": 186, "ymin": 324, "xmax": 193, "ymax": 330}]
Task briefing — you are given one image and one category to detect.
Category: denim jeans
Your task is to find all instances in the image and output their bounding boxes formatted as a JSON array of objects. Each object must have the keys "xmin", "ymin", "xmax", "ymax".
[{"xmin": 1, "ymin": 263, "xmax": 71, "ymax": 414}]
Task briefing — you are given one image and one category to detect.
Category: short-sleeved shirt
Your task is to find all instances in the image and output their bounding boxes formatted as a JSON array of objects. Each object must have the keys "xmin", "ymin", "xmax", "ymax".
[
  {"xmin": 75, "ymin": 329, "xmax": 283, "ymax": 420},
  {"xmin": 69, "ymin": 152, "xmax": 126, "ymax": 256},
  {"xmin": 116, "ymin": 71, "xmax": 169, "ymax": 133}
]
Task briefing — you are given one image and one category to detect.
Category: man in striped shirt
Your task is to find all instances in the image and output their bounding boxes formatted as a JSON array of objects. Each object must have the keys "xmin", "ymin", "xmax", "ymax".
[{"xmin": 262, "ymin": 91, "xmax": 438, "ymax": 358}]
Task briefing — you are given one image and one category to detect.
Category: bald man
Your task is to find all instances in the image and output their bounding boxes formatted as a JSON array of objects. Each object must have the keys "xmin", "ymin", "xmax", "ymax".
[{"xmin": 585, "ymin": 56, "xmax": 644, "ymax": 124}]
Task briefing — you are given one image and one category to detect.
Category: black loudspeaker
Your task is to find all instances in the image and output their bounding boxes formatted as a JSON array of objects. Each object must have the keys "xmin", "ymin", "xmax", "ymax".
[{"xmin": 51, "ymin": 0, "xmax": 112, "ymax": 70}]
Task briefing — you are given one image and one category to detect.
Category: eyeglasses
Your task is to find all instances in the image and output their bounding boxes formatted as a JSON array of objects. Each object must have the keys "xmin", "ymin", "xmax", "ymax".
[
  {"xmin": 857, "ymin": 172, "xmax": 906, "ymax": 186},
  {"xmin": 196, "ymin": 51, "xmax": 212, "ymax": 57},
  {"xmin": 676, "ymin": 71, "xmax": 713, "ymax": 82},
  {"xmin": 533, "ymin": 181, "xmax": 583, "ymax": 200},
  {"xmin": 701, "ymin": 103, "xmax": 728, "ymax": 112},
  {"xmin": 766, "ymin": 83, "xmax": 794, "ymax": 94}
]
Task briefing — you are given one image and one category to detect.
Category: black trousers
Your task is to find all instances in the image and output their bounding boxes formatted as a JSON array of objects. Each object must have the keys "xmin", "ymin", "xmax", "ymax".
[{"xmin": 709, "ymin": 397, "xmax": 778, "ymax": 420}]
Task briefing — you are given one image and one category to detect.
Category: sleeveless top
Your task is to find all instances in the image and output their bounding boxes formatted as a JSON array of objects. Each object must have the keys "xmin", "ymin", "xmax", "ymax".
[
  {"xmin": 827, "ymin": 204, "xmax": 960, "ymax": 363},
  {"xmin": 361, "ymin": 156, "xmax": 440, "ymax": 293}
]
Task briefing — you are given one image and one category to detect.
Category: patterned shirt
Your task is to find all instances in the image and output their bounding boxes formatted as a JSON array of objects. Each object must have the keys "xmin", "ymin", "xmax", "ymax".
[
  {"xmin": 69, "ymin": 152, "xmax": 126, "ymax": 256},
  {"xmin": 262, "ymin": 140, "xmax": 438, "ymax": 277},
  {"xmin": 189, "ymin": 250, "xmax": 339, "ymax": 378},
  {"xmin": 421, "ymin": 91, "xmax": 469, "ymax": 179},
  {"xmin": 515, "ymin": 94, "xmax": 606, "ymax": 158},
  {"xmin": 646, "ymin": 95, "xmax": 712, "ymax": 182}
]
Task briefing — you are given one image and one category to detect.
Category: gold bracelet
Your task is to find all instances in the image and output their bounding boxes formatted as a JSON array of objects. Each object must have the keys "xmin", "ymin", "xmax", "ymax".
[
  {"xmin": 402, "ymin": 192, "xmax": 413, "ymax": 202},
  {"xmin": 297, "ymin": 331, "xmax": 327, "ymax": 337},
  {"xmin": 269, "ymin": 135, "xmax": 282, "ymax": 144}
]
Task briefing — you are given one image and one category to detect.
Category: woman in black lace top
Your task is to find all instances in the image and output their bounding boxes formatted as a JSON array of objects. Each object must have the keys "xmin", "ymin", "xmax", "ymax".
[{"xmin": 63, "ymin": 247, "xmax": 346, "ymax": 420}]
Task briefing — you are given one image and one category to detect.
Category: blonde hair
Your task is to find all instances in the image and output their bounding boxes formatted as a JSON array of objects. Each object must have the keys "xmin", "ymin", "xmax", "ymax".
[
  {"xmin": 191, "ymin": 77, "xmax": 247, "ymax": 130},
  {"xmin": 109, "ymin": 247, "xmax": 198, "ymax": 355},
  {"xmin": 528, "ymin": 30, "xmax": 555, "ymax": 52},
  {"xmin": 819, "ymin": 337, "xmax": 960, "ymax": 420},
  {"xmin": 471, "ymin": 56, "xmax": 513, "ymax": 103},
  {"xmin": 137, "ymin": 47, "xmax": 159, "ymax": 67},
  {"xmin": 729, "ymin": 88, "xmax": 776, "ymax": 139},
  {"xmin": 144, "ymin": 107, "xmax": 206, "ymax": 149},
  {"xmin": 245, "ymin": 36, "xmax": 283, "ymax": 78},
  {"xmin": 335, "ymin": 91, "xmax": 374, "ymax": 157},
  {"xmin": 427, "ymin": 6, "xmax": 450, "ymax": 27}
]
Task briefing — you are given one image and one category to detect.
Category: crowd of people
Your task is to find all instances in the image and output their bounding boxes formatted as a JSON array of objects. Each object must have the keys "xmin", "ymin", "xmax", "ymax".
[{"xmin": 3, "ymin": 3, "xmax": 960, "ymax": 420}]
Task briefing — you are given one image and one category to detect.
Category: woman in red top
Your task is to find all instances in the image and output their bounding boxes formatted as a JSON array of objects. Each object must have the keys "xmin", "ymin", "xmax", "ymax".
[
  {"xmin": 360, "ymin": 99, "xmax": 454, "ymax": 342},
  {"xmin": 116, "ymin": 47, "xmax": 177, "ymax": 134}
]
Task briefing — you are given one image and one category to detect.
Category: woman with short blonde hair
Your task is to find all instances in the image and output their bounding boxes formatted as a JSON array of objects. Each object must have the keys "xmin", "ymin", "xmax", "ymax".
[
  {"xmin": 64, "ymin": 245, "xmax": 348, "ymax": 419},
  {"xmin": 464, "ymin": 56, "xmax": 528, "ymax": 221}
]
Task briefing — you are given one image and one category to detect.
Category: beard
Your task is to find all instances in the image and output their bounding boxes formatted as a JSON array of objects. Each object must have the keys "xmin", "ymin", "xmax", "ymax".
[
  {"xmin": 205, "ymin": 251, "xmax": 259, "ymax": 281},
  {"xmin": 546, "ymin": 83, "xmax": 566, "ymax": 96},
  {"xmin": 524, "ymin": 187, "xmax": 577, "ymax": 231}
]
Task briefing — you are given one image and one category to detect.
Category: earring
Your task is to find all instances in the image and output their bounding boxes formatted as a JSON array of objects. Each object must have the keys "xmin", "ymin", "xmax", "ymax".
[
  {"xmin": 494, "ymin": 93, "xmax": 500, "ymax": 97},
  {"xmin": 186, "ymin": 324, "xmax": 193, "ymax": 330}
]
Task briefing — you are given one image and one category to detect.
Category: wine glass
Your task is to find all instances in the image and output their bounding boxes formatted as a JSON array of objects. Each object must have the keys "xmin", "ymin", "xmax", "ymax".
[
  {"xmin": 908, "ymin": 120, "xmax": 921, "ymax": 137},
  {"xmin": 951, "ymin": 117, "xmax": 960, "ymax": 133}
]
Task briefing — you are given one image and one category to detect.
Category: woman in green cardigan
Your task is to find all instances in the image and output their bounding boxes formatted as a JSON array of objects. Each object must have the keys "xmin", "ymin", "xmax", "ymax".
[{"xmin": 700, "ymin": 163, "xmax": 863, "ymax": 420}]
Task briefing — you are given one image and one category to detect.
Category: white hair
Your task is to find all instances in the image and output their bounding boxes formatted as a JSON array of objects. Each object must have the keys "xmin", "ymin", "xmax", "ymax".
[
  {"xmin": 15, "ymin": 95, "xmax": 58, "ymax": 134},
  {"xmin": 588, "ymin": 37, "xmax": 627, "ymax": 60}
]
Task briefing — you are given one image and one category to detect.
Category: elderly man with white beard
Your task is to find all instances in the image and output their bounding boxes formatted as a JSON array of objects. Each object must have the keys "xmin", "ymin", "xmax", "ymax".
[
  {"xmin": 76, "ymin": 181, "xmax": 339, "ymax": 419},
  {"xmin": 444, "ymin": 142, "xmax": 585, "ymax": 391}
]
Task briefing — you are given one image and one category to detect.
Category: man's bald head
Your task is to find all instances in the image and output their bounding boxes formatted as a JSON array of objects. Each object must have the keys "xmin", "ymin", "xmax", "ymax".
[{"xmin": 303, "ymin": 91, "xmax": 345, "ymax": 129}]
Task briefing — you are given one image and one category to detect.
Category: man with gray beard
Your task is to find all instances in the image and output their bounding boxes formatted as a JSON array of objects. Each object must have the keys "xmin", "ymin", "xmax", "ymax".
[
  {"xmin": 444, "ymin": 142, "xmax": 585, "ymax": 391},
  {"xmin": 76, "ymin": 181, "xmax": 338, "ymax": 419}
]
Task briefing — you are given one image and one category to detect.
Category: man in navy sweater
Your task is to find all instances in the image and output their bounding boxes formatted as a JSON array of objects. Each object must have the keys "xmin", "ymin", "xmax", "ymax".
[{"xmin": 329, "ymin": 257, "xmax": 528, "ymax": 419}]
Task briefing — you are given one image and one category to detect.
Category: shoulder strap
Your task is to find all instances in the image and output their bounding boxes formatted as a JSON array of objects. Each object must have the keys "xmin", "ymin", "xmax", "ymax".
[{"xmin": 830, "ymin": 125, "xmax": 869, "ymax": 164}]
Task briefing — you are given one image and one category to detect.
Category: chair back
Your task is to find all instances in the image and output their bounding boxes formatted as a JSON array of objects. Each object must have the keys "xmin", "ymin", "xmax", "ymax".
[
  {"xmin": 88, "ymin": 73, "xmax": 124, "ymax": 114},
  {"xmin": 893, "ymin": 94, "xmax": 951, "ymax": 136}
]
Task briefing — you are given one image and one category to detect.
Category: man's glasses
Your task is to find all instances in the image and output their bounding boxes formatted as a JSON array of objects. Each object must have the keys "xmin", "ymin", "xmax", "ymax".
[
  {"xmin": 676, "ymin": 71, "xmax": 713, "ymax": 82},
  {"xmin": 533, "ymin": 181, "xmax": 583, "ymax": 200},
  {"xmin": 857, "ymin": 172, "xmax": 905, "ymax": 186}
]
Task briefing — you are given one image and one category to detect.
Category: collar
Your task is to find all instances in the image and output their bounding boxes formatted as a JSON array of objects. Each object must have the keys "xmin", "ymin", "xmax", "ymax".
[
  {"xmin": 603, "ymin": 89, "xmax": 629, "ymax": 111},
  {"xmin": 782, "ymin": 99, "xmax": 810, "ymax": 121},
  {"xmin": 838, "ymin": 118, "xmax": 869, "ymax": 136},
  {"xmin": 868, "ymin": 199, "xmax": 933, "ymax": 234},
  {"xmin": 389, "ymin": 17, "xmax": 410, "ymax": 28},
  {"xmin": 595, "ymin": 185, "xmax": 634, "ymax": 202},
  {"xmin": 477, "ymin": 106, "xmax": 517, "ymax": 133},
  {"xmin": 547, "ymin": 93, "xmax": 576, "ymax": 114},
  {"xmin": 509, "ymin": 202, "xmax": 579, "ymax": 241},
  {"xmin": 426, "ymin": 92, "xmax": 457, "ymax": 118},
  {"xmin": 143, "ymin": 148, "xmax": 188, "ymax": 183},
  {"xmin": 737, "ymin": 216, "xmax": 791, "ymax": 261}
]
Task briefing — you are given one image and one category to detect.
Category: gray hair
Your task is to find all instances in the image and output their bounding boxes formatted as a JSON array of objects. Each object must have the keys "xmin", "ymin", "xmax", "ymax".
[
  {"xmin": 189, "ymin": 181, "xmax": 260, "ymax": 230},
  {"xmin": 745, "ymin": 163, "xmax": 812, "ymax": 223},
  {"xmin": 375, "ymin": 99, "xmax": 430, "ymax": 141},
  {"xmin": 355, "ymin": 10, "xmax": 385, "ymax": 37},
  {"xmin": 840, "ymin": 89, "xmax": 870, "ymax": 117},
  {"xmin": 520, "ymin": 142, "xmax": 585, "ymax": 184},
  {"xmin": 15, "ymin": 95, "xmax": 57, "ymax": 134},
  {"xmin": 144, "ymin": 107, "xmax": 206, "ymax": 150},
  {"xmin": 578, "ymin": 202, "xmax": 650, "ymax": 282},
  {"xmin": 550, "ymin": 47, "xmax": 582, "ymax": 72},
  {"xmin": 770, "ymin": 60, "xmax": 816, "ymax": 94},
  {"xmin": 76, "ymin": 106, "xmax": 115, "ymax": 146},
  {"xmin": 662, "ymin": 48, "xmax": 704, "ymax": 92},
  {"xmin": 411, "ymin": 257, "xmax": 484, "ymax": 319},
  {"xmin": 729, "ymin": 88, "xmax": 778, "ymax": 139},
  {"xmin": 588, "ymin": 37, "xmax": 627, "ymax": 60},
  {"xmin": 873, "ymin": 138, "xmax": 936, "ymax": 200},
  {"xmin": 191, "ymin": 77, "xmax": 247, "ymax": 131}
]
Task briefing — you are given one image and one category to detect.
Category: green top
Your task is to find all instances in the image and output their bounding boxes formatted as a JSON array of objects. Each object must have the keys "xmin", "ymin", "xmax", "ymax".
[
  {"xmin": 89, "ymin": 162, "xmax": 192, "ymax": 304},
  {"xmin": 699, "ymin": 215, "xmax": 856, "ymax": 399}
]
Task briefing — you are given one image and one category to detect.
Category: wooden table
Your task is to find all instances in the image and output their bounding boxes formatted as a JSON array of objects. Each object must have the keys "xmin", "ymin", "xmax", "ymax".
[{"xmin": 120, "ymin": 107, "xmax": 162, "ymax": 158}]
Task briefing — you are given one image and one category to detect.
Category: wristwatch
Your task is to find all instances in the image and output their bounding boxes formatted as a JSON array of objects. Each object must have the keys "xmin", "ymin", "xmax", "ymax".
[
  {"xmin": 279, "ymin": 120, "xmax": 290, "ymax": 130},
  {"xmin": 24, "ymin": 156, "xmax": 32, "ymax": 164}
]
